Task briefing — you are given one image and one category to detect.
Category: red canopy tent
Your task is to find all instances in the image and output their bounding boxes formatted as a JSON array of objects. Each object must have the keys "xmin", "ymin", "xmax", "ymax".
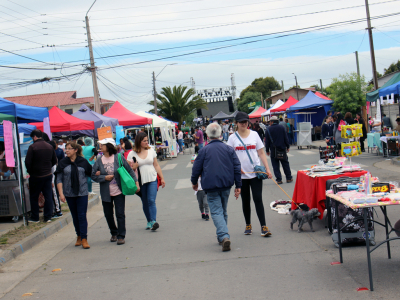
[
  {"xmin": 30, "ymin": 106, "xmax": 95, "ymax": 132},
  {"xmin": 104, "ymin": 101, "xmax": 151, "ymax": 126},
  {"xmin": 270, "ymin": 96, "xmax": 298, "ymax": 113},
  {"xmin": 315, "ymin": 91, "xmax": 331, "ymax": 100},
  {"xmin": 249, "ymin": 106, "xmax": 267, "ymax": 119}
]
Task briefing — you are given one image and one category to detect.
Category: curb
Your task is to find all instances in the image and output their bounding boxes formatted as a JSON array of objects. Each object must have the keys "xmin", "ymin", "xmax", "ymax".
[
  {"xmin": 0, "ymin": 195, "xmax": 100, "ymax": 266},
  {"xmin": 392, "ymin": 157, "xmax": 400, "ymax": 166}
]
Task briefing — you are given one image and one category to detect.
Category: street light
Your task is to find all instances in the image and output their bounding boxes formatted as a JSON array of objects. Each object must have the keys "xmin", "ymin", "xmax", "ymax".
[
  {"xmin": 292, "ymin": 73, "xmax": 299, "ymax": 100},
  {"xmin": 153, "ymin": 63, "xmax": 177, "ymax": 115}
]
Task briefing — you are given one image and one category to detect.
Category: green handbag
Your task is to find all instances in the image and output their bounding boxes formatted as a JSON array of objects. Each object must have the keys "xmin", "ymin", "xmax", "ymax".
[{"xmin": 117, "ymin": 154, "xmax": 138, "ymax": 195}]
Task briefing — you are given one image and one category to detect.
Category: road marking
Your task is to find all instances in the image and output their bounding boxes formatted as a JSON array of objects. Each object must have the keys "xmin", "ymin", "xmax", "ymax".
[
  {"xmin": 175, "ymin": 179, "xmax": 193, "ymax": 190},
  {"xmin": 186, "ymin": 162, "xmax": 192, "ymax": 168},
  {"xmin": 162, "ymin": 164, "xmax": 177, "ymax": 170}
]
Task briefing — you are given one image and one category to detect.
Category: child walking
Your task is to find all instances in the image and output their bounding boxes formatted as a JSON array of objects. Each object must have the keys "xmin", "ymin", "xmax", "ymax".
[{"xmin": 195, "ymin": 177, "xmax": 209, "ymax": 220}]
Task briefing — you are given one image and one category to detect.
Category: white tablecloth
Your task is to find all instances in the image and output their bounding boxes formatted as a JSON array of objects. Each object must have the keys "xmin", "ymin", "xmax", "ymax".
[{"xmin": 380, "ymin": 136, "xmax": 400, "ymax": 144}]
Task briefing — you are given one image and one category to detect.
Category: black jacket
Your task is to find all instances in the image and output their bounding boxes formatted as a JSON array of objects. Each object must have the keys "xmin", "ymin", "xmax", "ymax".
[
  {"xmin": 321, "ymin": 123, "xmax": 334, "ymax": 139},
  {"xmin": 265, "ymin": 123, "xmax": 290, "ymax": 154},
  {"xmin": 25, "ymin": 139, "xmax": 57, "ymax": 177}
]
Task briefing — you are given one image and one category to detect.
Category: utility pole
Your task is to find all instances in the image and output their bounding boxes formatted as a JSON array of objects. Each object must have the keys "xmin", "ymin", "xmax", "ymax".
[
  {"xmin": 152, "ymin": 71, "xmax": 157, "ymax": 115},
  {"xmin": 365, "ymin": 0, "xmax": 379, "ymax": 90},
  {"xmin": 355, "ymin": 51, "xmax": 361, "ymax": 78},
  {"xmin": 293, "ymin": 73, "xmax": 299, "ymax": 100},
  {"xmin": 281, "ymin": 80, "xmax": 285, "ymax": 102},
  {"xmin": 85, "ymin": 1, "xmax": 101, "ymax": 113},
  {"xmin": 320, "ymin": 79, "xmax": 323, "ymax": 92}
]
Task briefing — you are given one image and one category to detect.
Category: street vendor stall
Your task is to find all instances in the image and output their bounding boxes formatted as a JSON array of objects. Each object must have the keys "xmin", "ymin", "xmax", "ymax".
[
  {"xmin": 261, "ymin": 100, "xmax": 284, "ymax": 120},
  {"xmin": 30, "ymin": 106, "xmax": 95, "ymax": 133},
  {"xmin": 0, "ymin": 97, "xmax": 49, "ymax": 224},
  {"xmin": 104, "ymin": 101, "xmax": 152, "ymax": 127}
]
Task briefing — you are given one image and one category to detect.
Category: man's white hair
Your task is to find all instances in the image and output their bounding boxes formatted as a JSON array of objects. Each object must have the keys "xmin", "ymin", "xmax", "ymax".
[{"xmin": 206, "ymin": 123, "xmax": 222, "ymax": 139}]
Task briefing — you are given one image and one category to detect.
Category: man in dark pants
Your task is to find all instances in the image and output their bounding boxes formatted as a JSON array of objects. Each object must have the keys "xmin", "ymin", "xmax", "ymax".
[
  {"xmin": 25, "ymin": 130, "xmax": 57, "ymax": 223},
  {"xmin": 265, "ymin": 116, "xmax": 292, "ymax": 184}
]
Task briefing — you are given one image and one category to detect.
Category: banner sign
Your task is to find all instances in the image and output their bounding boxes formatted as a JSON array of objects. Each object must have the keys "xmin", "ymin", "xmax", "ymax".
[
  {"xmin": 97, "ymin": 126, "xmax": 112, "ymax": 140},
  {"xmin": 3, "ymin": 120, "xmax": 15, "ymax": 167},
  {"xmin": 248, "ymin": 101, "xmax": 261, "ymax": 109}
]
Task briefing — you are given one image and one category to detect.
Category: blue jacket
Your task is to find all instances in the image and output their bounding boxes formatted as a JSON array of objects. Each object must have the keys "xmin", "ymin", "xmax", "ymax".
[
  {"xmin": 191, "ymin": 139, "xmax": 242, "ymax": 192},
  {"xmin": 265, "ymin": 123, "xmax": 290, "ymax": 153}
]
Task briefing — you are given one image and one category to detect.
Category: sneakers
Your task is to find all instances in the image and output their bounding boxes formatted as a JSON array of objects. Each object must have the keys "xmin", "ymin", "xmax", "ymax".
[
  {"xmin": 44, "ymin": 219, "xmax": 52, "ymax": 223},
  {"xmin": 221, "ymin": 238, "xmax": 231, "ymax": 252},
  {"xmin": 201, "ymin": 213, "xmax": 205, "ymax": 219},
  {"xmin": 52, "ymin": 212, "xmax": 63, "ymax": 219},
  {"xmin": 244, "ymin": 224, "xmax": 252, "ymax": 235},
  {"xmin": 151, "ymin": 221, "xmax": 159, "ymax": 231},
  {"xmin": 204, "ymin": 214, "xmax": 209, "ymax": 221},
  {"xmin": 28, "ymin": 218, "xmax": 39, "ymax": 223},
  {"xmin": 261, "ymin": 226, "xmax": 272, "ymax": 237},
  {"xmin": 145, "ymin": 222, "xmax": 152, "ymax": 230}
]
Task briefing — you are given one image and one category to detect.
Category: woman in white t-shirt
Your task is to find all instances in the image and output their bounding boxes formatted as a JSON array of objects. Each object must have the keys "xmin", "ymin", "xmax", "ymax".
[
  {"xmin": 127, "ymin": 132, "xmax": 166, "ymax": 231},
  {"xmin": 227, "ymin": 112, "xmax": 273, "ymax": 237}
]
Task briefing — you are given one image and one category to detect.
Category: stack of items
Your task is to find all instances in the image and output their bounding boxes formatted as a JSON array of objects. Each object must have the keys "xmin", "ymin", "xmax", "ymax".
[{"xmin": 305, "ymin": 157, "xmax": 362, "ymax": 177}]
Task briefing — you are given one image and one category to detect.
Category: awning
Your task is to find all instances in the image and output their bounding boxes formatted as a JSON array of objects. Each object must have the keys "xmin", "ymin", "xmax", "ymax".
[
  {"xmin": 366, "ymin": 72, "xmax": 400, "ymax": 102},
  {"xmin": 378, "ymin": 81, "xmax": 400, "ymax": 97},
  {"xmin": 288, "ymin": 91, "xmax": 333, "ymax": 111},
  {"xmin": 211, "ymin": 111, "xmax": 231, "ymax": 120},
  {"xmin": 271, "ymin": 96, "xmax": 298, "ymax": 113},
  {"xmin": 136, "ymin": 111, "xmax": 169, "ymax": 127},
  {"xmin": 315, "ymin": 91, "xmax": 331, "ymax": 100},
  {"xmin": 104, "ymin": 101, "xmax": 151, "ymax": 126},
  {"xmin": 0, "ymin": 97, "xmax": 49, "ymax": 123},
  {"xmin": 30, "ymin": 106, "xmax": 95, "ymax": 132},
  {"xmin": 262, "ymin": 100, "xmax": 284, "ymax": 116},
  {"xmin": 249, "ymin": 106, "xmax": 267, "ymax": 119}
]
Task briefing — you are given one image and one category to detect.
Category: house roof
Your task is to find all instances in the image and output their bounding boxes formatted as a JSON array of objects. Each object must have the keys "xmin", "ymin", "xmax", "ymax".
[
  {"xmin": 265, "ymin": 87, "xmax": 313, "ymax": 101},
  {"xmin": 5, "ymin": 91, "xmax": 114, "ymax": 108}
]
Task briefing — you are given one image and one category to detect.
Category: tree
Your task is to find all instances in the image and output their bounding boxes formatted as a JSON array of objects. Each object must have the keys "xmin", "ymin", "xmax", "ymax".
[
  {"xmin": 383, "ymin": 59, "xmax": 400, "ymax": 76},
  {"xmin": 326, "ymin": 72, "xmax": 367, "ymax": 115},
  {"xmin": 237, "ymin": 92, "xmax": 262, "ymax": 113},
  {"xmin": 239, "ymin": 77, "xmax": 281, "ymax": 100},
  {"xmin": 148, "ymin": 85, "xmax": 207, "ymax": 126}
]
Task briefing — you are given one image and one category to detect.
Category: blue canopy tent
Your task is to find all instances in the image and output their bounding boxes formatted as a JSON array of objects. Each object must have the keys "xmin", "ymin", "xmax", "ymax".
[
  {"xmin": 0, "ymin": 123, "xmax": 36, "ymax": 136},
  {"xmin": 378, "ymin": 81, "xmax": 400, "ymax": 97},
  {"xmin": 287, "ymin": 91, "xmax": 333, "ymax": 128},
  {"xmin": 0, "ymin": 97, "xmax": 49, "ymax": 224}
]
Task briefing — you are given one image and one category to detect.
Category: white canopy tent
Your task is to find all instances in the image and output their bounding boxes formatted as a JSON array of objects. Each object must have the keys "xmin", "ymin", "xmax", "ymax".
[
  {"xmin": 261, "ymin": 99, "xmax": 284, "ymax": 116},
  {"xmin": 135, "ymin": 111, "xmax": 177, "ymax": 158}
]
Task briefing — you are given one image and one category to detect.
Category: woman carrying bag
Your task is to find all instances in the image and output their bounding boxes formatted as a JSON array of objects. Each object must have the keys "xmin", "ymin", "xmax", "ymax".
[
  {"xmin": 91, "ymin": 138, "xmax": 139, "ymax": 245},
  {"xmin": 56, "ymin": 142, "xmax": 92, "ymax": 249},
  {"xmin": 227, "ymin": 112, "xmax": 273, "ymax": 237},
  {"xmin": 128, "ymin": 132, "xmax": 165, "ymax": 231}
]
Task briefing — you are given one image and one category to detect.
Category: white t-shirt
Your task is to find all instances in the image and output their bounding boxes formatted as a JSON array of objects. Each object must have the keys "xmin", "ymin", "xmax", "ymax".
[
  {"xmin": 127, "ymin": 148, "xmax": 157, "ymax": 185},
  {"xmin": 227, "ymin": 131, "xmax": 264, "ymax": 179},
  {"xmin": 373, "ymin": 118, "xmax": 381, "ymax": 132},
  {"xmin": 178, "ymin": 131, "xmax": 183, "ymax": 139}
]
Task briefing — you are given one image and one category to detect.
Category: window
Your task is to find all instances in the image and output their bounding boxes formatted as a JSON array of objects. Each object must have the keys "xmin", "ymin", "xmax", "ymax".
[{"xmin": 65, "ymin": 109, "xmax": 73, "ymax": 115}]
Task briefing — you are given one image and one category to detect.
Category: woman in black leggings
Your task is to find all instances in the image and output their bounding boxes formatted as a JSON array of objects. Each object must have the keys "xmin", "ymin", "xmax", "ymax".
[{"xmin": 227, "ymin": 112, "xmax": 273, "ymax": 237}]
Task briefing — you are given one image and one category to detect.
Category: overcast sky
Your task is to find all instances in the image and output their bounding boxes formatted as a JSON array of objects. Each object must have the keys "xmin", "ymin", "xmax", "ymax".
[{"xmin": 1, "ymin": 0, "xmax": 400, "ymax": 112}]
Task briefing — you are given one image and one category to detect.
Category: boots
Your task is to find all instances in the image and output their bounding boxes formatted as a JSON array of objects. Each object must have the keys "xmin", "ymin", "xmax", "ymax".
[
  {"xmin": 81, "ymin": 238, "xmax": 90, "ymax": 249},
  {"xmin": 75, "ymin": 236, "xmax": 82, "ymax": 247}
]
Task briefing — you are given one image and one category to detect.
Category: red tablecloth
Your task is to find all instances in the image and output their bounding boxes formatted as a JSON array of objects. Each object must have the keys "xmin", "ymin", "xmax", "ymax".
[{"xmin": 291, "ymin": 170, "xmax": 368, "ymax": 219}]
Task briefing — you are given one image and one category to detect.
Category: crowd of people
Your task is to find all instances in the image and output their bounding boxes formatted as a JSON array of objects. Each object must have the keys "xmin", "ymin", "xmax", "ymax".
[{"xmin": 25, "ymin": 129, "xmax": 165, "ymax": 249}]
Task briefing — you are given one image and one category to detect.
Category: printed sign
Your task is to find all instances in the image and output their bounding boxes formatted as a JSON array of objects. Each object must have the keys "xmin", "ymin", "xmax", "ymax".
[
  {"xmin": 3, "ymin": 120, "xmax": 15, "ymax": 167},
  {"xmin": 248, "ymin": 101, "xmax": 261, "ymax": 109},
  {"xmin": 97, "ymin": 126, "xmax": 112, "ymax": 140}
]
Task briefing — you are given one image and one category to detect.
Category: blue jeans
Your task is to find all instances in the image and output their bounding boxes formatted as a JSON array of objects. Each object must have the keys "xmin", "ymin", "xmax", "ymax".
[
  {"xmin": 223, "ymin": 132, "xmax": 228, "ymax": 141},
  {"xmin": 198, "ymin": 142, "xmax": 204, "ymax": 150},
  {"xmin": 66, "ymin": 196, "xmax": 88, "ymax": 239},
  {"xmin": 87, "ymin": 176, "xmax": 92, "ymax": 193},
  {"xmin": 207, "ymin": 188, "xmax": 231, "ymax": 242},
  {"xmin": 178, "ymin": 139, "xmax": 183, "ymax": 152},
  {"xmin": 141, "ymin": 179, "xmax": 158, "ymax": 222}
]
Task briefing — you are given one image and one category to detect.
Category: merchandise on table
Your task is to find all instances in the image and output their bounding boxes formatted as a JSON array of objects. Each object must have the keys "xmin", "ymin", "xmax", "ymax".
[
  {"xmin": 340, "ymin": 124, "xmax": 363, "ymax": 139},
  {"xmin": 341, "ymin": 142, "xmax": 361, "ymax": 157}
]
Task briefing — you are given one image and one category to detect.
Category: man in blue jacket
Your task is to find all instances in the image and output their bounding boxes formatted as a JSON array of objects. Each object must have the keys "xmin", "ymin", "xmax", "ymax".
[
  {"xmin": 265, "ymin": 116, "xmax": 292, "ymax": 184},
  {"xmin": 191, "ymin": 123, "xmax": 242, "ymax": 252}
]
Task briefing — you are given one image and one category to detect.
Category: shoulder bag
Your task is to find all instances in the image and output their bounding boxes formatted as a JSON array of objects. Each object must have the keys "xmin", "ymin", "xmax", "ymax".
[
  {"xmin": 117, "ymin": 154, "xmax": 138, "ymax": 195},
  {"xmin": 266, "ymin": 128, "xmax": 286, "ymax": 160},
  {"xmin": 235, "ymin": 132, "xmax": 268, "ymax": 180}
]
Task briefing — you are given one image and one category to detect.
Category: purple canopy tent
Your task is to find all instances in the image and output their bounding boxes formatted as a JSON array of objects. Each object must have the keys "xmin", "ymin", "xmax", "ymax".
[{"xmin": 54, "ymin": 104, "xmax": 118, "ymax": 138}]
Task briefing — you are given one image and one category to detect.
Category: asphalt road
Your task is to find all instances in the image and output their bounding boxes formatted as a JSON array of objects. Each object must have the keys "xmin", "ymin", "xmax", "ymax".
[{"xmin": 1, "ymin": 147, "xmax": 400, "ymax": 299}]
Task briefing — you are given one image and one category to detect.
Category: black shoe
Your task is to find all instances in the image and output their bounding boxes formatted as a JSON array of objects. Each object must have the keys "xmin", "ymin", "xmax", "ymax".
[
  {"xmin": 151, "ymin": 222, "xmax": 159, "ymax": 231},
  {"xmin": 204, "ymin": 214, "xmax": 209, "ymax": 221},
  {"xmin": 201, "ymin": 214, "xmax": 205, "ymax": 219}
]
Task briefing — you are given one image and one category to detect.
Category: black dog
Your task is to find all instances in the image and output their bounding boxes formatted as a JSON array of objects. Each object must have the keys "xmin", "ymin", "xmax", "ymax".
[{"xmin": 290, "ymin": 208, "xmax": 321, "ymax": 233}]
